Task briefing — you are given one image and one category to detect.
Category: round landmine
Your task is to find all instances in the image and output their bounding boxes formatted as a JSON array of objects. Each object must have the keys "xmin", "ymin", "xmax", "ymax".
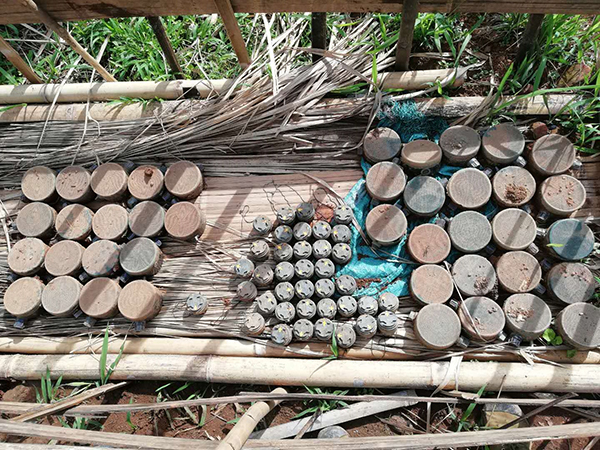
[
  {"xmin": 378, "ymin": 311, "xmax": 399, "ymax": 336},
  {"xmin": 378, "ymin": 292, "xmax": 399, "ymax": 312},
  {"xmin": 275, "ymin": 282, "xmax": 295, "ymax": 302},
  {"xmin": 492, "ymin": 166, "xmax": 536, "ymax": 208},
  {"xmin": 79, "ymin": 277, "xmax": 121, "ymax": 319},
  {"xmin": 296, "ymin": 299, "xmax": 317, "ymax": 320},
  {"xmin": 312, "ymin": 221, "xmax": 332, "ymax": 240},
  {"xmin": 21, "ymin": 166, "xmax": 56, "ymax": 202},
  {"xmin": 401, "ymin": 140, "xmax": 442, "ymax": 173},
  {"xmin": 547, "ymin": 263, "xmax": 596, "ymax": 305},
  {"xmin": 293, "ymin": 222, "xmax": 312, "ymax": 241},
  {"xmin": 296, "ymin": 202, "xmax": 315, "ymax": 222},
  {"xmin": 546, "ymin": 219, "xmax": 594, "ymax": 261},
  {"xmin": 82, "ymin": 240, "xmax": 120, "ymax": 277},
  {"xmin": 186, "ymin": 293, "xmax": 209, "ymax": 316},
  {"xmin": 403, "ymin": 176, "xmax": 445, "ymax": 217},
  {"xmin": 503, "ymin": 293, "xmax": 551, "ymax": 341},
  {"xmin": 293, "ymin": 241, "xmax": 312, "ymax": 260},
  {"xmin": 128, "ymin": 165, "xmax": 164, "ymax": 201},
  {"xmin": 273, "ymin": 225, "xmax": 293, "ymax": 244},
  {"xmin": 355, "ymin": 314, "xmax": 377, "ymax": 338},
  {"xmin": 294, "ymin": 259, "xmax": 314, "ymax": 279},
  {"xmin": 447, "ymin": 211, "xmax": 491, "ymax": 253},
  {"xmin": 118, "ymin": 280, "xmax": 162, "ymax": 322},
  {"xmin": 334, "ymin": 204, "xmax": 353, "ymax": 225},
  {"xmin": 529, "ymin": 134, "xmax": 576, "ymax": 176},
  {"xmin": 252, "ymin": 215, "xmax": 273, "ymax": 236},
  {"xmin": 8, "ymin": 238, "xmax": 48, "ymax": 276},
  {"xmin": 556, "ymin": 303, "xmax": 600, "ymax": 350},
  {"xmin": 293, "ymin": 319, "xmax": 314, "ymax": 341},
  {"xmin": 253, "ymin": 264, "xmax": 274, "ymax": 287},
  {"xmin": 481, "ymin": 123, "xmax": 525, "ymax": 165},
  {"xmin": 491, "ymin": 208, "xmax": 536, "ymax": 251},
  {"xmin": 237, "ymin": 281, "xmax": 258, "ymax": 302},
  {"xmin": 120, "ymin": 237, "xmax": 162, "ymax": 277},
  {"xmin": 294, "ymin": 280, "xmax": 314, "ymax": 300},
  {"xmin": 447, "ymin": 168, "xmax": 492, "ymax": 209},
  {"xmin": 336, "ymin": 324, "xmax": 357, "ymax": 348},
  {"xmin": 129, "ymin": 201, "xmax": 165, "ymax": 238},
  {"xmin": 451, "ymin": 255, "xmax": 497, "ymax": 297},
  {"xmin": 249, "ymin": 240, "xmax": 270, "ymax": 261},
  {"xmin": 363, "ymin": 127, "xmax": 401, "ymax": 163},
  {"xmin": 243, "ymin": 313, "xmax": 266, "ymax": 336},
  {"xmin": 274, "ymin": 243, "xmax": 293, "ymax": 262},
  {"xmin": 459, "ymin": 296, "xmax": 505, "ymax": 342},
  {"xmin": 332, "ymin": 243, "xmax": 352, "ymax": 265},
  {"xmin": 331, "ymin": 225, "xmax": 351, "ymax": 244},
  {"xmin": 256, "ymin": 292, "xmax": 277, "ymax": 317},
  {"xmin": 44, "ymin": 240, "xmax": 84, "ymax": 277},
  {"xmin": 315, "ymin": 258, "xmax": 335, "ymax": 278},
  {"xmin": 275, "ymin": 302, "xmax": 295, "ymax": 323},
  {"xmin": 410, "ymin": 264, "xmax": 453, "ymax": 305},
  {"xmin": 92, "ymin": 204, "xmax": 129, "ymax": 241},
  {"xmin": 336, "ymin": 275, "xmax": 357, "ymax": 296},
  {"xmin": 365, "ymin": 204, "xmax": 407, "ymax": 246},
  {"xmin": 365, "ymin": 162, "xmax": 406, "ymax": 202},
  {"xmin": 540, "ymin": 175, "xmax": 586, "ymax": 217},
  {"xmin": 314, "ymin": 318, "xmax": 335, "ymax": 341},
  {"xmin": 338, "ymin": 296, "xmax": 358, "ymax": 318},
  {"xmin": 91, "ymin": 163, "xmax": 128, "ymax": 200},
  {"xmin": 55, "ymin": 204, "xmax": 94, "ymax": 241},
  {"xmin": 56, "ymin": 166, "xmax": 94, "ymax": 203},
  {"xmin": 42, "ymin": 276, "xmax": 82, "ymax": 317},
  {"xmin": 315, "ymin": 279, "xmax": 335, "ymax": 299},
  {"xmin": 276, "ymin": 206, "xmax": 295, "ymax": 225},
  {"xmin": 358, "ymin": 296, "xmax": 378, "ymax": 316},
  {"xmin": 234, "ymin": 258, "xmax": 255, "ymax": 278},
  {"xmin": 407, "ymin": 224, "xmax": 451, "ymax": 264},
  {"xmin": 496, "ymin": 251, "xmax": 541, "ymax": 294},
  {"xmin": 271, "ymin": 323, "xmax": 293, "ymax": 345},
  {"xmin": 164, "ymin": 161, "xmax": 203, "ymax": 199},
  {"xmin": 164, "ymin": 202, "xmax": 206, "ymax": 240},
  {"xmin": 4, "ymin": 277, "xmax": 44, "ymax": 318},
  {"xmin": 16, "ymin": 202, "xmax": 56, "ymax": 238},
  {"xmin": 275, "ymin": 261, "xmax": 294, "ymax": 282},
  {"xmin": 414, "ymin": 304, "xmax": 461, "ymax": 350},
  {"xmin": 317, "ymin": 298, "xmax": 337, "ymax": 319},
  {"xmin": 439, "ymin": 125, "xmax": 481, "ymax": 164},
  {"xmin": 313, "ymin": 240, "xmax": 332, "ymax": 259}
]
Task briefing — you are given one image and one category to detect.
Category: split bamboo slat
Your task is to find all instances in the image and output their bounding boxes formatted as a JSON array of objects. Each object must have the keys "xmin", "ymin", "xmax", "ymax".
[{"xmin": 0, "ymin": 36, "xmax": 43, "ymax": 84}]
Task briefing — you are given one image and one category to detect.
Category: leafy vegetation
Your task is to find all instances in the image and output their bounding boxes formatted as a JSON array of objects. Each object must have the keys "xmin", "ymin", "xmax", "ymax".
[{"xmin": 293, "ymin": 386, "xmax": 349, "ymax": 419}]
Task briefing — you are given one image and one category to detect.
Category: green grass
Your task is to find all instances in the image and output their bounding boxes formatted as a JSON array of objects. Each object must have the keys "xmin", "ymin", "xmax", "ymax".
[{"xmin": 293, "ymin": 386, "xmax": 349, "ymax": 419}]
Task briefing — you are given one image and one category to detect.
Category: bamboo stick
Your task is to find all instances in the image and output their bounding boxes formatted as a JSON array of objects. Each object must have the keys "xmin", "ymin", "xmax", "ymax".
[
  {"xmin": 213, "ymin": 0, "xmax": 251, "ymax": 68},
  {"xmin": 146, "ymin": 16, "xmax": 183, "ymax": 79},
  {"xmin": 0, "ymin": 35, "xmax": 43, "ymax": 84}
]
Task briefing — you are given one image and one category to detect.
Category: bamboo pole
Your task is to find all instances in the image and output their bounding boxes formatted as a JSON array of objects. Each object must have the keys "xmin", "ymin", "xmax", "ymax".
[
  {"xmin": 0, "ymin": 35, "xmax": 43, "ymax": 84},
  {"xmin": 147, "ymin": 16, "xmax": 183, "ymax": 79},
  {"xmin": 213, "ymin": 0, "xmax": 251, "ymax": 68},
  {"xmin": 394, "ymin": 0, "xmax": 419, "ymax": 71}
]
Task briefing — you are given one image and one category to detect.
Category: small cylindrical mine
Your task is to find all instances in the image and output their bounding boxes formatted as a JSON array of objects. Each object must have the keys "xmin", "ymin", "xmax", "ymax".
[
  {"xmin": 365, "ymin": 162, "xmax": 406, "ymax": 202},
  {"xmin": 129, "ymin": 201, "xmax": 165, "ymax": 238},
  {"xmin": 357, "ymin": 295, "xmax": 378, "ymax": 316},
  {"xmin": 293, "ymin": 241, "xmax": 312, "ymax": 260},
  {"xmin": 294, "ymin": 279, "xmax": 314, "ymax": 300},
  {"xmin": 503, "ymin": 293, "xmax": 551, "ymax": 341},
  {"xmin": 363, "ymin": 127, "xmax": 402, "ymax": 163},
  {"xmin": 481, "ymin": 123, "xmax": 525, "ymax": 165},
  {"xmin": 275, "ymin": 206, "xmax": 295, "ymax": 225},
  {"xmin": 492, "ymin": 166, "xmax": 536, "ymax": 207},
  {"xmin": 336, "ymin": 324, "xmax": 357, "ymax": 348},
  {"xmin": 253, "ymin": 264, "xmax": 274, "ymax": 287},
  {"xmin": 243, "ymin": 313, "xmax": 266, "ymax": 336},
  {"xmin": 355, "ymin": 314, "xmax": 378, "ymax": 338},
  {"xmin": 8, "ymin": 237, "xmax": 48, "ymax": 276},
  {"xmin": 447, "ymin": 168, "xmax": 492, "ymax": 210},
  {"xmin": 414, "ymin": 303, "xmax": 461, "ymax": 350},
  {"xmin": 556, "ymin": 303, "xmax": 600, "ymax": 350},
  {"xmin": 315, "ymin": 279, "xmax": 335, "ymax": 299},
  {"xmin": 312, "ymin": 220, "xmax": 332, "ymax": 240},
  {"xmin": 458, "ymin": 296, "xmax": 505, "ymax": 342},
  {"xmin": 56, "ymin": 166, "xmax": 94, "ymax": 203},
  {"xmin": 529, "ymin": 134, "xmax": 576, "ymax": 176},
  {"xmin": 336, "ymin": 275, "xmax": 357, "ymax": 296},
  {"xmin": 332, "ymin": 243, "xmax": 352, "ymax": 265},
  {"xmin": 118, "ymin": 279, "xmax": 162, "ymax": 322},
  {"xmin": 331, "ymin": 225, "xmax": 351, "ymax": 244},
  {"xmin": 295, "ymin": 202, "xmax": 315, "ymax": 222},
  {"xmin": 275, "ymin": 282, "xmax": 295, "ymax": 302},
  {"xmin": 55, "ymin": 204, "xmax": 94, "ymax": 241},
  {"xmin": 378, "ymin": 292, "xmax": 399, "ymax": 312},
  {"xmin": 273, "ymin": 243, "xmax": 293, "ymax": 262},
  {"xmin": 294, "ymin": 259, "xmax": 315, "ymax": 280},
  {"xmin": 293, "ymin": 222, "xmax": 312, "ymax": 241},
  {"xmin": 119, "ymin": 237, "xmax": 163, "ymax": 277},
  {"xmin": 41, "ymin": 276, "xmax": 82, "ymax": 317},
  {"xmin": 296, "ymin": 299, "xmax": 317, "ymax": 320},
  {"xmin": 16, "ymin": 202, "xmax": 56, "ymax": 238},
  {"xmin": 273, "ymin": 225, "xmax": 293, "ymax": 244},
  {"xmin": 378, "ymin": 311, "xmax": 399, "ymax": 336},
  {"xmin": 82, "ymin": 240, "xmax": 121, "ymax": 277},
  {"xmin": 313, "ymin": 240, "xmax": 333, "ymax": 260},
  {"xmin": 44, "ymin": 240, "xmax": 85, "ymax": 277},
  {"xmin": 252, "ymin": 215, "xmax": 273, "ymax": 236},
  {"xmin": 546, "ymin": 219, "xmax": 594, "ymax": 261},
  {"xmin": 275, "ymin": 301, "xmax": 296, "ymax": 323},
  {"xmin": 315, "ymin": 258, "xmax": 335, "ymax": 278},
  {"xmin": 237, "ymin": 280, "xmax": 258, "ymax": 302},
  {"xmin": 92, "ymin": 204, "xmax": 129, "ymax": 241},
  {"xmin": 451, "ymin": 254, "xmax": 497, "ymax": 297},
  {"xmin": 407, "ymin": 223, "xmax": 451, "ymax": 264},
  {"xmin": 495, "ymin": 251, "xmax": 542, "ymax": 294},
  {"xmin": 164, "ymin": 161, "xmax": 203, "ymax": 199},
  {"xmin": 334, "ymin": 204, "xmax": 353, "ymax": 225},
  {"xmin": 3, "ymin": 277, "xmax": 44, "ymax": 318},
  {"xmin": 274, "ymin": 261, "xmax": 294, "ymax": 282},
  {"xmin": 403, "ymin": 176, "xmax": 445, "ymax": 217},
  {"xmin": 447, "ymin": 211, "xmax": 492, "ymax": 253},
  {"xmin": 547, "ymin": 262, "xmax": 596, "ymax": 305},
  {"xmin": 410, "ymin": 264, "xmax": 454, "ymax": 305},
  {"xmin": 186, "ymin": 293, "xmax": 209, "ymax": 316},
  {"xmin": 539, "ymin": 175, "xmax": 586, "ymax": 217},
  {"xmin": 21, "ymin": 166, "xmax": 57, "ymax": 202},
  {"xmin": 271, "ymin": 323, "xmax": 293, "ymax": 345},
  {"xmin": 128, "ymin": 165, "xmax": 164, "ymax": 201},
  {"xmin": 256, "ymin": 291, "xmax": 277, "ymax": 317},
  {"xmin": 400, "ymin": 139, "xmax": 442, "ymax": 173},
  {"xmin": 234, "ymin": 258, "xmax": 255, "ymax": 278},
  {"xmin": 79, "ymin": 277, "xmax": 121, "ymax": 319},
  {"xmin": 164, "ymin": 202, "xmax": 206, "ymax": 240},
  {"xmin": 365, "ymin": 204, "xmax": 407, "ymax": 246},
  {"xmin": 337, "ymin": 295, "xmax": 358, "ymax": 317},
  {"xmin": 317, "ymin": 298, "xmax": 337, "ymax": 319},
  {"xmin": 91, "ymin": 163, "xmax": 129, "ymax": 201},
  {"xmin": 439, "ymin": 125, "xmax": 481, "ymax": 165},
  {"xmin": 293, "ymin": 319, "xmax": 314, "ymax": 341},
  {"xmin": 249, "ymin": 240, "xmax": 270, "ymax": 261},
  {"xmin": 314, "ymin": 318, "xmax": 335, "ymax": 341},
  {"xmin": 491, "ymin": 208, "xmax": 536, "ymax": 251}
]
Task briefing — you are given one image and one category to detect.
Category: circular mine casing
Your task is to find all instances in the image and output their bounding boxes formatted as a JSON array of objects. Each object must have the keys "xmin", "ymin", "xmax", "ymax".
[
  {"xmin": 271, "ymin": 323, "xmax": 293, "ymax": 345},
  {"xmin": 336, "ymin": 275, "xmax": 357, "ymax": 296},
  {"xmin": 293, "ymin": 222, "xmax": 312, "ymax": 241},
  {"xmin": 378, "ymin": 311, "xmax": 399, "ymax": 336},
  {"xmin": 276, "ymin": 206, "xmax": 295, "ymax": 225},
  {"xmin": 249, "ymin": 240, "xmax": 270, "ymax": 261},
  {"xmin": 546, "ymin": 219, "xmax": 594, "ymax": 261},
  {"xmin": 274, "ymin": 261, "xmax": 294, "ymax": 282},
  {"xmin": 294, "ymin": 259, "xmax": 315, "ymax": 279},
  {"xmin": 314, "ymin": 318, "xmax": 335, "ymax": 341},
  {"xmin": 273, "ymin": 225, "xmax": 293, "ymax": 244},
  {"xmin": 447, "ymin": 168, "xmax": 492, "ymax": 210},
  {"xmin": 164, "ymin": 202, "xmax": 206, "ymax": 240},
  {"xmin": 459, "ymin": 296, "xmax": 505, "ymax": 342},
  {"xmin": 119, "ymin": 237, "xmax": 162, "ymax": 277},
  {"xmin": 3, "ymin": 277, "xmax": 44, "ymax": 318},
  {"xmin": 331, "ymin": 243, "xmax": 352, "ymax": 265},
  {"xmin": 414, "ymin": 303, "xmax": 461, "ymax": 350},
  {"xmin": 355, "ymin": 314, "xmax": 378, "ymax": 338},
  {"xmin": 336, "ymin": 324, "xmax": 357, "ymax": 348},
  {"xmin": 296, "ymin": 202, "xmax": 315, "ymax": 222},
  {"xmin": 164, "ymin": 161, "xmax": 203, "ymax": 199},
  {"xmin": 21, "ymin": 166, "xmax": 56, "ymax": 202},
  {"xmin": 296, "ymin": 299, "xmax": 317, "ymax": 320},
  {"xmin": 547, "ymin": 262, "xmax": 596, "ymax": 305},
  {"xmin": 363, "ymin": 127, "xmax": 402, "ymax": 163},
  {"xmin": 118, "ymin": 279, "xmax": 162, "ymax": 322},
  {"xmin": 243, "ymin": 313, "xmax": 266, "ymax": 336},
  {"xmin": 314, "ymin": 258, "xmax": 335, "ymax": 278},
  {"xmin": 253, "ymin": 264, "xmax": 274, "ymax": 287},
  {"xmin": 79, "ymin": 277, "xmax": 121, "ymax": 319},
  {"xmin": 237, "ymin": 280, "xmax": 258, "ymax": 302},
  {"xmin": 410, "ymin": 264, "xmax": 454, "ymax": 305},
  {"xmin": 82, "ymin": 240, "xmax": 120, "ymax": 277},
  {"xmin": 331, "ymin": 225, "xmax": 351, "ymax": 244},
  {"xmin": 92, "ymin": 204, "xmax": 129, "ymax": 241},
  {"xmin": 16, "ymin": 202, "xmax": 56, "ymax": 238},
  {"xmin": 293, "ymin": 319, "xmax": 314, "ymax": 341},
  {"xmin": 294, "ymin": 279, "xmax": 314, "ymax": 300},
  {"xmin": 451, "ymin": 254, "xmax": 497, "ymax": 297},
  {"xmin": 491, "ymin": 208, "xmax": 536, "ymax": 251},
  {"xmin": 42, "ymin": 276, "xmax": 82, "ymax": 317},
  {"xmin": 539, "ymin": 175, "xmax": 586, "ymax": 217},
  {"xmin": 186, "ymin": 293, "xmax": 209, "ymax": 316},
  {"xmin": 275, "ymin": 282, "xmax": 296, "ymax": 302},
  {"xmin": 403, "ymin": 176, "xmax": 445, "ymax": 217},
  {"xmin": 8, "ymin": 237, "xmax": 48, "ymax": 276},
  {"xmin": 365, "ymin": 162, "xmax": 407, "ymax": 202},
  {"xmin": 496, "ymin": 251, "xmax": 542, "ymax": 294},
  {"xmin": 317, "ymin": 298, "xmax": 337, "ymax": 319},
  {"xmin": 315, "ymin": 278, "xmax": 335, "ymax": 299},
  {"xmin": 439, "ymin": 125, "xmax": 481, "ymax": 164},
  {"xmin": 91, "ymin": 163, "xmax": 128, "ymax": 201},
  {"xmin": 56, "ymin": 165, "xmax": 94, "ymax": 203},
  {"xmin": 337, "ymin": 296, "xmax": 358, "ymax": 317},
  {"xmin": 556, "ymin": 303, "xmax": 600, "ymax": 350},
  {"xmin": 128, "ymin": 165, "xmax": 164, "ymax": 201},
  {"xmin": 274, "ymin": 301, "xmax": 296, "ymax": 323},
  {"xmin": 256, "ymin": 292, "xmax": 277, "ymax": 317},
  {"xmin": 44, "ymin": 240, "xmax": 85, "ymax": 277},
  {"xmin": 401, "ymin": 139, "xmax": 442, "ymax": 173},
  {"xmin": 273, "ymin": 243, "xmax": 293, "ymax": 262},
  {"xmin": 407, "ymin": 223, "xmax": 451, "ymax": 264},
  {"xmin": 252, "ymin": 215, "xmax": 273, "ymax": 236},
  {"xmin": 503, "ymin": 293, "xmax": 551, "ymax": 341},
  {"xmin": 312, "ymin": 220, "xmax": 332, "ymax": 240},
  {"xmin": 447, "ymin": 210, "xmax": 492, "ymax": 253},
  {"xmin": 313, "ymin": 240, "xmax": 333, "ymax": 259},
  {"xmin": 365, "ymin": 204, "xmax": 407, "ymax": 246},
  {"xmin": 334, "ymin": 205, "xmax": 354, "ymax": 225},
  {"xmin": 55, "ymin": 204, "xmax": 94, "ymax": 241},
  {"xmin": 378, "ymin": 292, "xmax": 399, "ymax": 312},
  {"xmin": 481, "ymin": 123, "xmax": 525, "ymax": 165},
  {"xmin": 358, "ymin": 295, "xmax": 379, "ymax": 316},
  {"xmin": 529, "ymin": 134, "xmax": 576, "ymax": 176},
  {"xmin": 492, "ymin": 166, "xmax": 536, "ymax": 207},
  {"xmin": 234, "ymin": 258, "xmax": 255, "ymax": 278},
  {"xmin": 129, "ymin": 201, "xmax": 165, "ymax": 238}
]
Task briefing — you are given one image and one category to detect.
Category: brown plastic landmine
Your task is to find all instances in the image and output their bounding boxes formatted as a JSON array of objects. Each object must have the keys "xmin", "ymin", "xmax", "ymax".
[
  {"xmin": 492, "ymin": 166, "xmax": 536, "ymax": 207},
  {"xmin": 529, "ymin": 134, "xmax": 576, "ymax": 176},
  {"xmin": 90, "ymin": 163, "xmax": 129, "ymax": 200},
  {"xmin": 400, "ymin": 139, "xmax": 442, "ymax": 169},
  {"xmin": 546, "ymin": 262, "xmax": 596, "ymax": 305},
  {"xmin": 21, "ymin": 166, "xmax": 56, "ymax": 202},
  {"xmin": 459, "ymin": 296, "xmax": 505, "ymax": 342},
  {"xmin": 365, "ymin": 162, "xmax": 406, "ymax": 202},
  {"xmin": 439, "ymin": 125, "xmax": 481, "ymax": 164},
  {"xmin": 3, "ymin": 277, "xmax": 44, "ymax": 318},
  {"xmin": 539, "ymin": 175, "xmax": 586, "ymax": 216},
  {"xmin": 407, "ymin": 224, "xmax": 451, "ymax": 264},
  {"xmin": 129, "ymin": 201, "xmax": 165, "ymax": 238},
  {"xmin": 44, "ymin": 240, "xmax": 85, "ymax": 277},
  {"xmin": 56, "ymin": 166, "xmax": 94, "ymax": 203},
  {"xmin": 7, "ymin": 237, "xmax": 48, "ymax": 276},
  {"xmin": 16, "ymin": 202, "xmax": 56, "ymax": 238},
  {"xmin": 164, "ymin": 161, "xmax": 204, "ymax": 199},
  {"xmin": 556, "ymin": 303, "xmax": 600, "ymax": 350},
  {"xmin": 447, "ymin": 211, "xmax": 491, "ymax": 253},
  {"xmin": 363, "ymin": 127, "xmax": 402, "ymax": 163},
  {"xmin": 481, "ymin": 123, "xmax": 525, "ymax": 165},
  {"xmin": 41, "ymin": 276, "xmax": 82, "ymax": 317},
  {"xmin": 78, "ymin": 277, "xmax": 121, "ymax": 319},
  {"xmin": 127, "ymin": 165, "xmax": 164, "ymax": 201},
  {"xmin": 55, "ymin": 204, "xmax": 94, "ymax": 241},
  {"xmin": 414, "ymin": 304, "xmax": 461, "ymax": 350},
  {"xmin": 503, "ymin": 293, "xmax": 551, "ymax": 341},
  {"xmin": 119, "ymin": 237, "xmax": 163, "ymax": 277},
  {"xmin": 82, "ymin": 240, "xmax": 121, "ymax": 277},
  {"xmin": 410, "ymin": 264, "xmax": 454, "ymax": 305},
  {"xmin": 118, "ymin": 279, "xmax": 163, "ymax": 322},
  {"xmin": 495, "ymin": 251, "xmax": 542, "ymax": 294},
  {"xmin": 447, "ymin": 168, "xmax": 492, "ymax": 209},
  {"xmin": 491, "ymin": 208, "xmax": 536, "ymax": 251},
  {"xmin": 365, "ymin": 204, "xmax": 407, "ymax": 247},
  {"xmin": 451, "ymin": 254, "xmax": 497, "ymax": 297},
  {"xmin": 164, "ymin": 202, "xmax": 207, "ymax": 240},
  {"xmin": 92, "ymin": 204, "xmax": 129, "ymax": 241}
]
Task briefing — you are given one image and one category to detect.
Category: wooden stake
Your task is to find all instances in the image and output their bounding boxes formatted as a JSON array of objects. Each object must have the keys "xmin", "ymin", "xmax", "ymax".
[
  {"xmin": 147, "ymin": 16, "xmax": 183, "ymax": 79},
  {"xmin": 515, "ymin": 14, "xmax": 545, "ymax": 66},
  {"xmin": 213, "ymin": 0, "xmax": 250, "ymax": 68},
  {"xmin": 394, "ymin": 0, "xmax": 419, "ymax": 71},
  {"xmin": 311, "ymin": 13, "xmax": 327, "ymax": 63},
  {"xmin": 0, "ymin": 35, "xmax": 42, "ymax": 83}
]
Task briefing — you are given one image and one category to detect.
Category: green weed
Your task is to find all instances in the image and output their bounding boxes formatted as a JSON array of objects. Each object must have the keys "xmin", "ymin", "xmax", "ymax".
[
  {"xmin": 542, "ymin": 328, "xmax": 563, "ymax": 346},
  {"xmin": 35, "ymin": 367, "xmax": 63, "ymax": 403},
  {"xmin": 98, "ymin": 325, "xmax": 125, "ymax": 385},
  {"xmin": 293, "ymin": 386, "xmax": 349, "ymax": 419}
]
